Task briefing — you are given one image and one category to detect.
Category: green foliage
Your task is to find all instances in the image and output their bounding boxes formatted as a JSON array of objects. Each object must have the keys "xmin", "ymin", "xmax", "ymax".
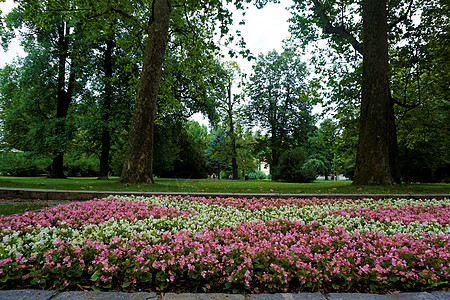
[
  {"xmin": 272, "ymin": 148, "xmax": 316, "ymax": 183},
  {"xmin": 247, "ymin": 170, "xmax": 267, "ymax": 180},
  {"xmin": 0, "ymin": 0, "xmax": 93, "ymax": 178},
  {"xmin": 206, "ymin": 127, "xmax": 230, "ymax": 175},
  {"xmin": 235, "ymin": 127, "xmax": 258, "ymax": 172},
  {"xmin": 153, "ymin": 121, "xmax": 209, "ymax": 179},
  {"xmin": 0, "ymin": 151, "xmax": 50, "ymax": 176},
  {"xmin": 288, "ymin": 0, "xmax": 449, "ymax": 183},
  {"xmin": 304, "ymin": 158, "xmax": 326, "ymax": 177},
  {"xmin": 206, "ymin": 125, "xmax": 257, "ymax": 177},
  {"xmin": 244, "ymin": 49, "xmax": 315, "ymax": 169},
  {"xmin": 388, "ymin": 0, "xmax": 449, "ymax": 183},
  {"xmin": 109, "ymin": 129, "xmax": 129, "ymax": 176},
  {"xmin": 399, "ymin": 141, "xmax": 449, "ymax": 183},
  {"xmin": 65, "ymin": 154, "xmax": 100, "ymax": 177}
]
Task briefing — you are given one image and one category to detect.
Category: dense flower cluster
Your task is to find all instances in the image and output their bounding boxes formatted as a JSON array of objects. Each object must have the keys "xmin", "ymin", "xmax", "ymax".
[
  {"xmin": 330, "ymin": 204, "xmax": 450, "ymax": 225},
  {"xmin": 0, "ymin": 195, "xmax": 448, "ymax": 293}
]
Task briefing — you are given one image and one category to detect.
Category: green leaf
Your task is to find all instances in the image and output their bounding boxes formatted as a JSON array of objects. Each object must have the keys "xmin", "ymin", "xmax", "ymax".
[
  {"xmin": 142, "ymin": 272, "xmax": 152, "ymax": 282},
  {"xmin": 91, "ymin": 270, "xmax": 101, "ymax": 282}
]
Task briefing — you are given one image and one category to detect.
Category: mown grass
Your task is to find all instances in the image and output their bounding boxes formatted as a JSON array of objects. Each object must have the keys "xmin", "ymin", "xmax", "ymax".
[
  {"xmin": 0, "ymin": 202, "xmax": 48, "ymax": 216},
  {"xmin": 0, "ymin": 176, "xmax": 448, "ymax": 194}
]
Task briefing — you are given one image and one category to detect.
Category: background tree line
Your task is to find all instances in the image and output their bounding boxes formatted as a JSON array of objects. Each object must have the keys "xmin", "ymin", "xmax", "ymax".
[{"xmin": 0, "ymin": 0, "xmax": 448, "ymax": 184}]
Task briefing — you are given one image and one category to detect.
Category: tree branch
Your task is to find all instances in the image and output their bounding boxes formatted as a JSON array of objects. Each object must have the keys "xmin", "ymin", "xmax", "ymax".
[
  {"xmin": 109, "ymin": 8, "xmax": 149, "ymax": 33},
  {"xmin": 388, "ymin": 0, "xmax": 414, "ymax": 31},
  {"xmin": 390, "ymin": 94, "xmax": 422, "ymax": 109},
  {"xmin": 311, "ymin": 0, "xmax": 363, "ymax": 55}
]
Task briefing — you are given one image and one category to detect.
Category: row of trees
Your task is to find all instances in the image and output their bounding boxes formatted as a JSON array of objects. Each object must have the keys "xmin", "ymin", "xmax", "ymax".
[
  {"xmin": 0, "ymin": 0, "xmax": 448, "ymax": 184},
  {"xmin": 0, "ymin": 0, "xmax": 238, "ymax": 180}
]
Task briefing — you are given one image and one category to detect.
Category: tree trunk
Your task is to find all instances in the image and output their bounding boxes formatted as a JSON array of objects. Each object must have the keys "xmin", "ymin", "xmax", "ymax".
[
  {"xmin": 50, "ymin": 153, "xmax": 65, "ymax": 178},
  {"xmin": 228, "ymin": 82, "xmax": 239, "ymax": 180},
  {"xmin": 269, "ymin": 97, "xmax": 280, "ymax": 173},
  {"xmin": 49, "ymin": 22, "xmax": 72, "ymax": 179},
  {"xmin": 119, "ymin": 0, "xmax": 173, "ymax": 183},
  {"xmin": 353, "ymin": 0, "xmax": 401, "ymax": 185},
  {"xmin": 98, "ymin": 39, "xmax": 113, "ymax": 180}
]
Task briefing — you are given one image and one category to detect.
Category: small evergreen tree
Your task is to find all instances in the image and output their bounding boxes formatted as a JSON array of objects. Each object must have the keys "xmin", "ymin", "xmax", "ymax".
[{"xmin": 272, "ymin": 148, "xmax": 316, "ymax": 183}]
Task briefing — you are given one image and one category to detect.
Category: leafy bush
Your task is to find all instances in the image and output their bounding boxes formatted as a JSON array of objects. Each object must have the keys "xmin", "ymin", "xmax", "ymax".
[
  {"xmin": 272, "ymin": 148, "xmax": 316, "ymax": 182},
  {"xmin": 65, "ymin": 154, "xmax": 99, "ymax": 177},
  {"xmin": 0, "ymin": 151, "xmax": 50, "ymax": 176},
  {"xmin": 247, "ymin": 172, "xmax": 257, "ymax": 180},
  {"xmin": 304, "ymin": 158, "xmax": 327, "ymax": 176},
  {"xmin": 247, "ymin": 170, "xmax": 267, "ymax": 180}
]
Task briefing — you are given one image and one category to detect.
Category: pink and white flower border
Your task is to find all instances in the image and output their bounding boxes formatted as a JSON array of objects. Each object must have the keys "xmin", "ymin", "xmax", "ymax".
[{"xmin": 0, "ymin": 196, "xmax": 449, "ymax": 293}]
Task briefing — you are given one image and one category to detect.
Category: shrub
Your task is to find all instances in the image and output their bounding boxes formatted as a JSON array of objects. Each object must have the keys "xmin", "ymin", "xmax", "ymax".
[
  {"xmin": 247, "ymin": 170, "xmax": 267, "ymax": 180},
  {"xmin": 304, "ymin": 158, "xmax": 326, "ymax": 177},
  {"xmin": 0, "ymin": 151, "xmax": 50, "ymax": 176},
  {"xmin": 247, "ymin": 172, "xmax": 257, "ymax": 180},
  {"xmin": 272, "ymin": 148, "xmax": 316, "ymax": 183},
  {"xmin": 65, "ymin": 154, "xmax": 99, "ymax": 177}
]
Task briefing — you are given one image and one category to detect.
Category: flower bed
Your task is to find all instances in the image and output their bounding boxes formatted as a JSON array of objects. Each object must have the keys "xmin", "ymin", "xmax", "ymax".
[{"xmin": 0, "ymin": 196, "xmax": 449, "ymax": 293}]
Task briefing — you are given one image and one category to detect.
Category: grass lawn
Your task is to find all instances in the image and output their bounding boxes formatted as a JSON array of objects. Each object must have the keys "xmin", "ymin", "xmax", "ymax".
[
  {"xmin": 0, "ymin": 195, "xmax": 449, "ymax": 293},
  {"xmin": 0, "ymin": 176, "xmax": 449, "ymax": 194},
  {"xmin": 0, "ymin": 202, "xmax": 48, "ymax": 216}
]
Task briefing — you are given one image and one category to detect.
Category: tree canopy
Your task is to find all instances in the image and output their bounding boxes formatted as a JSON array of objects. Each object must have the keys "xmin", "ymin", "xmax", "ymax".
[{"xmin": 244, "ymin": 49, "xmax": 315, "ymax": 173}]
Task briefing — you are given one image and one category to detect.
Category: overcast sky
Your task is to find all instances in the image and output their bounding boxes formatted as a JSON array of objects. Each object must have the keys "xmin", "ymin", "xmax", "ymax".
[
  {"xmin": 226, "ymin": 1, "xmax": 293, "ymax": 71},
  {"xmin": 0, "ymin": 0, "xmax": 26, "ymax": 67}
]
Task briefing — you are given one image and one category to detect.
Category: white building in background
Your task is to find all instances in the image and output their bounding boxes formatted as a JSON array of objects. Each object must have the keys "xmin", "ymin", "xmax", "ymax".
[{"xmin": 258, "ymin": 161, "xmax": 270, "ymax": 176}]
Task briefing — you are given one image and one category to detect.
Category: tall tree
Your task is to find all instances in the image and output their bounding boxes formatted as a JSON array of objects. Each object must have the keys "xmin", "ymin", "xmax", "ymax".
[
  {"xmin": 58, "ymin": 0, "xmax": 262, "ymax": 183},
  {"xmin": 112, "ymin": 0, "xmax": 246, "ymax": 183},
  {"xmin": 287, "ymin": 0, "xmax": 427, "ymax": 185},
  {"xmin": 49, "ymin": 21, "xmax": 75, "ymax": 178},
  {"xmin": 96, "ymin": 39, "xmax": 114, "ymax": 180},
  {"xmin": 390, "ymin": 0, "xmax": 449, "ymax": 182},
  {"xmin": 1, "ymin": 1, "xmax": 88, "ymax": 178},
  {"xmin": 76, "ymin": 30, "xmax": 138, "ymax": 180},
  {"xmin": 353, "ymin": 0, "xmax": 400, "ymax": 185},
  {"xmin": 244, "ymin": 49, "xmax": 314, "ymax": 173},
  {"xmin": 214, "ymin": 61, "xmax": 243, "ymax": 180},
  {"xmin": 119, "ymin": 0, "xmax": 173, "ymax": 183}
]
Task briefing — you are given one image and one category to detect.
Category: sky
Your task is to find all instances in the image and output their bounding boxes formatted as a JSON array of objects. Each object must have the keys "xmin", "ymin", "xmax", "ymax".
[
  {"xmin": 0, "ymin": 1, "xmax": 26, "ymax": 66},
  {"xmin": 223, "ymin": 1, "xmax": 293, "ymax": 71}
]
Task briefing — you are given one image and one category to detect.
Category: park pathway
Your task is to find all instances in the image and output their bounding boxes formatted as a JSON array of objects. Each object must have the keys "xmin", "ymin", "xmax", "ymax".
[{"xmin": 0, "ymin": 290, "xmax": 450, "ymax": 300}]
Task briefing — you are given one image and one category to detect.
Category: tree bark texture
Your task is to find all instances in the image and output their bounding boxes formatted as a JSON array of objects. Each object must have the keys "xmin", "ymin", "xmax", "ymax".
[
  {"xmin": 269, "ymin": 97, "xmax": 280, "ymax": 173},
  {"xmin": 119, "ymin": 0, "xmax": 173, "ymax": 183},
  {"xmin": 98, "ymin": 39, "xmax": 113, "ymax": 180},
  {"xmin": 353, "ymin": 0, "xmax": 401, "ymax": 185},
  {"xmin": 227, "ymin": 82, "xmax": 239, "ymax": 180},
  {"xmin": 49, "ymin": 22, "xmax": 73, "ymax": 179}
]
